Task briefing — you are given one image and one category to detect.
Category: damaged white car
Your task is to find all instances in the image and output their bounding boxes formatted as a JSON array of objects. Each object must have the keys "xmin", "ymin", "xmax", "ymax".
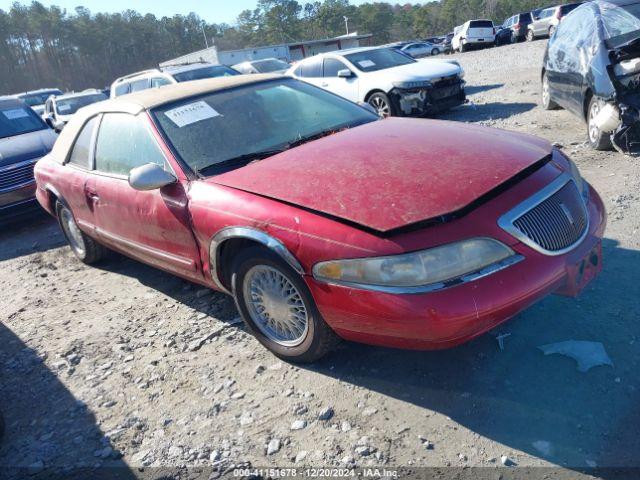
[
  {"xmin": 287, "ymin": 47, "xmax": 466, "ymax": 117},
  {"xmin": 542, "ymin": 0, "xmax": 640, "ymax": 154}
]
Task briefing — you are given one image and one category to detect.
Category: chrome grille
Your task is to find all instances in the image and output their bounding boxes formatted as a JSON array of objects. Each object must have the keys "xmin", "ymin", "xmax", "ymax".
[
  {"xmin": 0, "ymin": 159, "xmax": 37, "ymax": 192},
  {"xmin": 499, "ymin": 175, "xmax": 589, "ymax": 255}
]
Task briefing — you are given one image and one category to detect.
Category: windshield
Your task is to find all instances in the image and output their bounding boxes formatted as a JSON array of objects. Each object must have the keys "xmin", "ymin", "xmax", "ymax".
[
  {"xmin": 344, "ymin": 48, "xmax": 415, "ymax": 72},
  {"xmin": 0, "ymin": 104, "xmax": 47, "ymax": 139},
  {"xmin": 603, "ymin": 2, "xmax": 640, "ymax": 47},
  {"xmin": 152, "ymin": 79, "xmax": 378, "ymax": 176},
  {"xmin": 254, "ymin": 59, "xmax": 290, "ymax": 73},
  {"xmin": 19, "ymin": 90, "xmax": 62, "ymax": 106},
  {"xmin": 172, "ymin": 65, "xmax": 239, "ymax": 82},
  {"xmin": 56, "ymin": 93, "xmax": 107, "ymax": 115}
]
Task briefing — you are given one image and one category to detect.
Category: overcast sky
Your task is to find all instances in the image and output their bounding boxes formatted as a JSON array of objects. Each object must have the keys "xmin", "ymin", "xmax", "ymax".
[{"xmin": 0, "ymin": 0, "xmax": 429, "ymax": 24}]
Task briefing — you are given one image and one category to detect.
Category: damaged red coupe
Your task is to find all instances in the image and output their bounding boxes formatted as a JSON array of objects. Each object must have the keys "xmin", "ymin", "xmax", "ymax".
[{"xmin": 34, "ymin": 75, "xmax": 606, "ymax": 362}]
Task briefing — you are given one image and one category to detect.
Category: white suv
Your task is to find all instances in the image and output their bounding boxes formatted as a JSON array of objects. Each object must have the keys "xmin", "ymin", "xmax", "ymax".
[
  {"xmin": 287, "ymin": 47, "xmax": 465, "ymax": 117},
  {"xmin": 109, "ymin": 63, "xmax": 240, "ymax": 98},
  {"xmin": 452, "ymin": 20, "xmax": 496, "ymax": 52}
]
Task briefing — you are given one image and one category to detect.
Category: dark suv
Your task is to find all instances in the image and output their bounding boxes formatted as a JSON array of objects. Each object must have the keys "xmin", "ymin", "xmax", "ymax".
[
  {"xmin": 498, "ymin": 12, "xmax": 534, "ymax": 44},
  {"xmin": 0, "ymin": 98, "xmax": 57, "ymax": 221}
]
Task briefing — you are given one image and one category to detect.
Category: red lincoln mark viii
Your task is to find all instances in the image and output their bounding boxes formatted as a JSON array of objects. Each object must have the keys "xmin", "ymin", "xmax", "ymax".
[{"xmin": 34, "ymin": 75, "xmax": 606, "ymax": 362}]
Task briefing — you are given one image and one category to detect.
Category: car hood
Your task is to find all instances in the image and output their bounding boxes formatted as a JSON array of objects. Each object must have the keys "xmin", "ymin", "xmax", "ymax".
[
  {"xmin": 0, "ymin": 128, "xmax": 58, "ymax": 168},
  {"xmin": 371, "ymin": 60, "xmax": 461, "ymax": 82},
  {"xmin": 211, "ymin": 118, "xmax": 551, "ymax": 234}
]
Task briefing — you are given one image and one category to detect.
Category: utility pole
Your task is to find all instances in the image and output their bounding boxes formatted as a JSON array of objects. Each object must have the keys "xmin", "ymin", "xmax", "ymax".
[
  {"xmin": 202, "ymin": 25, "xmax": 209, "ymax": 49},
  {"xmin": 343, "ymin": 16, "xmax": 349, "ymax": 35}
]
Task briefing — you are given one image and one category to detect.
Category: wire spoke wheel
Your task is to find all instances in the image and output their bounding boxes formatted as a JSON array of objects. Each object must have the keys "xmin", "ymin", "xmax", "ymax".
[
  {"xmin": 243, "ymin": 265, "xmax": 309, "ymax": 347},
  {"xmin": 60, "ymin": 207, "xmax": 86, "ymax": 257}
]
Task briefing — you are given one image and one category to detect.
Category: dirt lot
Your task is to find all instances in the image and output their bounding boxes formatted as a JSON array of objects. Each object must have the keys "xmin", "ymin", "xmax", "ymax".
[{"xmin": 1, "ymin": 39, "xmax": 639, "ymax": 479}]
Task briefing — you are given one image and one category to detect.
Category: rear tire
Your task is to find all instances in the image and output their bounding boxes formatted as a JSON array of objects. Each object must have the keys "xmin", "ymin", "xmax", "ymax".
[
  {"xmin": 587, "ymin": 96, "xmax": 613, "ymax": 151},
  {"xmin": 431, "ymin": 48, "xmax": 440, "ymax": 55},
  {"xmin": 548, "ymin": 25, "xmax": 556, "ymax": 37},
  {"xmin": 56, "ymin": 201, "xmax": 107, "ymax": 264},
  {"xmin": 526, "ymin": 29, "xmax": 535, "ymax": 42},
  {"xmin": 459, "ymin": 43, "xmax": 466, "ymax": 53},
  {"xmin": 232, "ymin": 246, "xmax": 340, "ymax": 363},
  {"xmin": 541, "ymin": 72, "xmax": 559, "ymax": 110}
]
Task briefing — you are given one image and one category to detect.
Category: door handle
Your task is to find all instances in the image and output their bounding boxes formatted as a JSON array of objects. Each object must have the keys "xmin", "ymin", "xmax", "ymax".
[{"xmin": 85, "ymin": 187, "xmax": 99, "ymax": 201}]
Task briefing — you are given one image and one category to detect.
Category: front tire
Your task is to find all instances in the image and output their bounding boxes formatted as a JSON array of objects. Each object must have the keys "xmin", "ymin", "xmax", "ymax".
[
  {"xmin": 232, "ymin": 246, "xmax": 340, "ymax": 362},
  {"xmin": 367, "ymin": 92, "xmax": 395, "ymax": 118},
  {"xmin": 541, "ymin": 72, "xmax": 559, "ymax": 110},
  {"xmin": 587, "ymin": 96, "xmax": 613, "ymax": 151},
  {"xmin": 526, "ymin": 29, "xmax": 535, "ymax": 42},
  {"xmin": 431, "ymin": 48, "xmax": 440, "ymax": 55},
  {"xmin": 56, "ymin": 201, "xmax": 106, "ymax": 264},
  {"xmin": 548, "ymin": 25, "xmax": 556, "ymax": 37}
]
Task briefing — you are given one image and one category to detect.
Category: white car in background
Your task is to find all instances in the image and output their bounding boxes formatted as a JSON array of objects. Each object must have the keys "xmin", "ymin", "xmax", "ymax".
[
  {"xmin": 400, "ymin": 42, "xmax": 443, "ymax": 57},
  {"xmin": 287, "ymin": 47, "xmax": 465, "ymax": 117},
  {"xmin": 452, "ymin": 19, "xmax": 496, "ymax": 52}
]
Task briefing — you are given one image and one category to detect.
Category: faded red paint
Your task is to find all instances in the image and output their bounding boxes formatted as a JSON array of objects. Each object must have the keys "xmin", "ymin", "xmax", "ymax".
[
  {"xmin": 34, "ymin": 115, "xmax": 606, "ymax": 351},
  {"xmin": 212, "ymin": 118, "xmax": 552, "ymax": 232}
]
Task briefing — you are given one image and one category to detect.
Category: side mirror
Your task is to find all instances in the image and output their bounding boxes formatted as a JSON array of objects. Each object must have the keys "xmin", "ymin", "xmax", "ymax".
[
  {"xmin": 129, "ymin": 163, "xmax": 176, "ymax": 191},
  {"xmin": 337, "ymin": 69, "xmax": 353, "ymax": 78}
]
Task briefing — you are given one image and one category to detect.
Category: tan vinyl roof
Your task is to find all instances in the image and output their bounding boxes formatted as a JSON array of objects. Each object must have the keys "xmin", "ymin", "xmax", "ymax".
[{"xmin": 50, "ymin": 74, "xmax": 282, "ymax": 162}]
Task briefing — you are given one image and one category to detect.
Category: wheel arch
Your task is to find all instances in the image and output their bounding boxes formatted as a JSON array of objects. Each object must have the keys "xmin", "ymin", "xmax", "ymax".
[
  {"xmin": 364, "ymin": 88, "xmax": 388, "ymax": 102},
  {"xmin": 209, "ymin": 227, "xmax": 304, "ymax": 294},
  {"xmin": 44, "ymin": 185, "xmax": 67, "ymax": 217}
]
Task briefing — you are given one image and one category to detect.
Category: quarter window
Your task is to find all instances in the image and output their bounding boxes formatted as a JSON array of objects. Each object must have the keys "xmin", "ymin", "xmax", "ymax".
[
  {"xmin": 323, "ymin": 58, "xmax": 348, "ymax": 77},
  {"xmin": 151, "ymin": 77, "xmax": 172, "ymax": 88},
  {"xmin": 299, "ymin": 57, "xmax": 322, "ymax": 78},
  {"xmin": 68, "ymin": 117, "xmax": 98, "ymax": 169},
  {"xmin": 95, "ymin": 113, "xmax": 166, "ymax": 176},
  {"xmin": 114, "ymin": 83, "xmax": 129, "ymax": 97}
]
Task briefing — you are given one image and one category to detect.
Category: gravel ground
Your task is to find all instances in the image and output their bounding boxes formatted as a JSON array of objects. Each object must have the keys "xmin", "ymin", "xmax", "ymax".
[{"xmin": 1, "ymin": 39, "xmax": 639, "ymax": 480}]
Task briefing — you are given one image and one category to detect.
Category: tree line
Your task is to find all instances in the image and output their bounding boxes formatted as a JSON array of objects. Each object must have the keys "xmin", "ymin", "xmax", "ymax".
[{"xmin": 1, "ymin": 0, "xmax": 550, "ymax": 93}]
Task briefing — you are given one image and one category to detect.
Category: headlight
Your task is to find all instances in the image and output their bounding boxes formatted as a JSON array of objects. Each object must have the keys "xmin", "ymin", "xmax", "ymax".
[
  {"xmin": 560, "ymin": 150, "xmax": 589, "ymax": 204},
  {"xmin": 392, "ymin": 80, "xmax": 432, "ymax": 89},
  {"xmin": 312, "ymin": 238, "xmax": 516, "ymax": 291}
]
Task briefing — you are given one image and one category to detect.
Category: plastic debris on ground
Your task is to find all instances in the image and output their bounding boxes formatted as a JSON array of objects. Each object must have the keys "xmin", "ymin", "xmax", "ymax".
[{"xmin": 538, "ymin": 340, "xmax": 614, "ymax": 372}]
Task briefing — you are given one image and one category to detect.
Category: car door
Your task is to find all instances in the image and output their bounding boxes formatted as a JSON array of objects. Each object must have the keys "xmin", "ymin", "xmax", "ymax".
[
  {"xmin": 321, "ymin": 57, "xmax": 359, "ymax": 103},
  {"xmin": 57, "ymin": 116, "xmax": 101, "ymax": 234},
  {"xmin": 91, "ymin": 112, "xmax": 202, "ymax": 280}
]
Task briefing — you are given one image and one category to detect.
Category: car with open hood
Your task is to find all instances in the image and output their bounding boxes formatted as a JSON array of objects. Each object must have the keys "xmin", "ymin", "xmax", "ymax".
[
  {"xmin": 542, "ymin": 0, "xmax": 640, "ymax": 153},
  {"xmin": 34, "ymin": 75, "xmax": 606, "ymax": 362},
  {"xmin": 287, "ymin": 47, "xmax": 465, "ymax": 117},
  {"xmin": 1, "ymin": 97, "xmax": 57, "ymax": 221}
]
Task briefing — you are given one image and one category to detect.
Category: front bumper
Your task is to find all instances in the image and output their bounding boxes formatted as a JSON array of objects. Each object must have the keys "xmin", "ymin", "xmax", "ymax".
[
  {"xmin": 305, "ymin": 186, "xmax": 606, "ymax": 350},
  {"xmin": 391, "ymin": 78, "xmax": 466, "ymax": 116},
  {"xmin": 0, "ymin": 182, "xmax": 39, "ymax": 221}
]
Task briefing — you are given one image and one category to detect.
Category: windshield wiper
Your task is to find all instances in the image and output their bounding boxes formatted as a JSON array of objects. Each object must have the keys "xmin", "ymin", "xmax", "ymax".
[
  {"xmin": 197, "ymin": 149, "xmax": 286, "ymax": 176},
  {"xmin": 286, "ymin": 127, "xmax": 344, "ymax": 149}
]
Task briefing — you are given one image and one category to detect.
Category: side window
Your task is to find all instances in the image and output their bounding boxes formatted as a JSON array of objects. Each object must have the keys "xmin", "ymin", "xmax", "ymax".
[
  {"xmin": 130, "ymin": 78, "xmax": 150, "ymax": 92},
  {"xmin": 94, "ymin": 113, "xmax": 166, "ymax": 176},
  {"xmin": 115, "ymin": 83, "xmax": 129, "ymax": 97},
  {"xmin": 151, "ymin": 77, "xmax": 172, "ymax": 88},
  {"xmin": 300, "ymin": 57, "xmax": 322, "ymax": 78},
  {"xmin": 68, "ymin": 117, "xmax": 98, "ymax": 169},
  {"xmin": 324, "ymin": 58, "xmax": 348, "ymax": 77}
]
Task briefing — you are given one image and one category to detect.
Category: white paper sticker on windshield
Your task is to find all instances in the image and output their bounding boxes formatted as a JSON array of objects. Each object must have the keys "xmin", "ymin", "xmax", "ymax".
[
  {"xmin": 2, "ymin": 108, "xmax": 30, "ymax": 120},
  {"xmin": 58, "ymin": 104, "xmax": 72, "ymax": 112},
  {"xmin": 164, "ymin": 101, "xmax": 220, "ymax": 128},
  {"xmin": 358, "ymin": 60, "xmax": 375, "ymax": 68}
]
